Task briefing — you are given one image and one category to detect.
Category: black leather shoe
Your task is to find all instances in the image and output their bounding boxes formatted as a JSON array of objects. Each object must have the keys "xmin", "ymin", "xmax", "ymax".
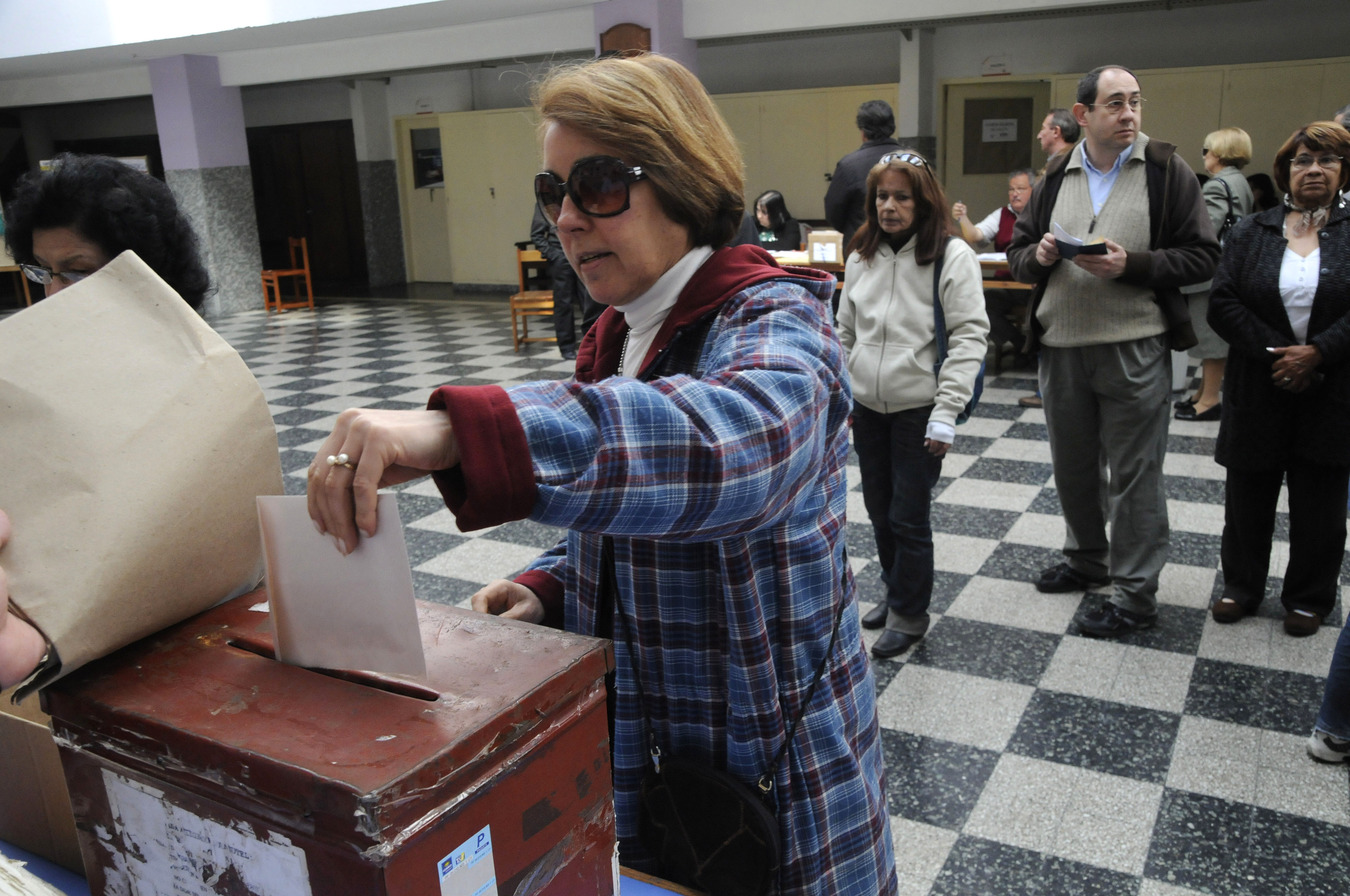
[
  {"xmin": 1035, "ymin": 562, "xmax": 1109, "ymax": 593},
  {"xmin": 872, "ymin": 629, "xmax": 921, "ymax": 659},
  {"xmin": 560, "ymin": 347, "xmax": 578, "ymax": 360},
  {"xmin": 861, "ymin": 603, "xmax": 888, "ymax": 630},
  {"xmin": 1173, "ymin": 396, "xmax": 1197, "ymax": 411},
  {"xmin": 1076, "ymin": 603, "xmax": 1156, "ymax": 638},
  {"xmin": 1174, "ymin": 403, "xmax": 1220, "ymax": 421}
]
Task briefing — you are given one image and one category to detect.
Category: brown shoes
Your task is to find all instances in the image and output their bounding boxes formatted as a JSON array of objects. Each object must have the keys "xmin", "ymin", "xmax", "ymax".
[
  {"xmin": 1018, "ymin": 395, "xmax": 1042, "ymax": 409},
  {"xmin": 1211, "ymin": 597, "xmax": 1248, "ymax": 624},
  {"xmin": 1283, "ymin": 609, "xmax": 1323, "ymax": 637}
]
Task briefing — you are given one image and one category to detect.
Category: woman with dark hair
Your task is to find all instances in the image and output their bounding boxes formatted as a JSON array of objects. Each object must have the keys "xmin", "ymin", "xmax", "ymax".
[
  {"xmin": 751, "ymin": 189, "xmax": 802, "ymax": 250},
  {"xmin": 1247, "ymin": 172, "xmax": 1280, "ymax": 213},
  {"xmin": 1207, "ymin": 121, "xmax": 1350, "ymax": 637},
  {"xmin": 1, "ymin": 152, "xmax": 216, "ymax": 691},
  {"xmin": 837, "ymin": 152, "xmax": 989, "ymax": 658},
  {"xmin": 3, "ymin": 153, "xmax": 209, "ymax": 308},
  {"xmin": 306, "ymin": 53, "xmax": 895, "ymax": 896}
]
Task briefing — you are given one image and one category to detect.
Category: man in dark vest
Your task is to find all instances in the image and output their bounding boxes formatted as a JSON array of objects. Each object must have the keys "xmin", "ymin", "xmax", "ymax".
[{"xmin": 1007, "ymin": 65, "xmax": 1219, "ymax": 638}]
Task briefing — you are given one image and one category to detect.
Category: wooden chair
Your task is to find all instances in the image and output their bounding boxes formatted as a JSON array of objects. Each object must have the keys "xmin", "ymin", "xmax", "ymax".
[
  {"xmin": 261, "ymin": 237, "xmax": 314, "ymax": 313},
  {"xmin": 509, "ymin": 247, "xmax": 555, "ymax": 352}
]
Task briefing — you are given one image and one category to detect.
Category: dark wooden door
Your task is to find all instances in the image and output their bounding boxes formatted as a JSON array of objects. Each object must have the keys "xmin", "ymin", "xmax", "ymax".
[{"xmin": 247, "ymin": 120, "xmax": 368, "ymax": 289}]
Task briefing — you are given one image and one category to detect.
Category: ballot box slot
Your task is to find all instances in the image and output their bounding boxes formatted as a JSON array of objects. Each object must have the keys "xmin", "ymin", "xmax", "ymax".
[{"xmin": 227, "ymin": 635, "xmax": 439, "ymax": 702}]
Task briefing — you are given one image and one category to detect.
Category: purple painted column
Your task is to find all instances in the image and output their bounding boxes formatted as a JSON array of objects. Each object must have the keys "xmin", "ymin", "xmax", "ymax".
[
  {"xmin": 147, "ymin": 55, "xmax": 261, "ymax": 317},
  {"xmin": 593, "ymin": 0, "xmax": 697, "ymax": 73}
]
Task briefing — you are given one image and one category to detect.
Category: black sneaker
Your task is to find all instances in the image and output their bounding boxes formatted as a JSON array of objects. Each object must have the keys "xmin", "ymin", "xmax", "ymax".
[
  {"xmin": 1035, "ymin": 562, "xmax": 1110, "ymax": 593},
  {"xmin": 1076, "ymin": 603, "xmax": 1156, "ymax": 638}
]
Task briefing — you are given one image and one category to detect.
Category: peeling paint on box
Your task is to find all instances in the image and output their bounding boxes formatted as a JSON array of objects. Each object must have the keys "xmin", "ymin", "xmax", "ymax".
[{"xmin": 100, "ymin": 770, "xmax": 312, "ymax": 896}]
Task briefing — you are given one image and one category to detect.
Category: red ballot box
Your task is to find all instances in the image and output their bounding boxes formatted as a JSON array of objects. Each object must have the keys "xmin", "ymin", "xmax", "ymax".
[{"xmin": 42, "ymin": 591, "xmax": 616, "ymax": 896}]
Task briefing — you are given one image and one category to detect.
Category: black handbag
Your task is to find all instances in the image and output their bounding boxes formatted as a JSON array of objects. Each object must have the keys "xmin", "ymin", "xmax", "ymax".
[{"xmin": 605, "ymin": 538, "xmax": 845, "ymax": 896}]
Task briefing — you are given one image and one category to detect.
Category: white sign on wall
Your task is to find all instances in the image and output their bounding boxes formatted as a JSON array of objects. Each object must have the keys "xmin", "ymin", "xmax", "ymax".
[{"xmin": 982, "ymin": 119, "xmax": 1019, "ymax": 143}]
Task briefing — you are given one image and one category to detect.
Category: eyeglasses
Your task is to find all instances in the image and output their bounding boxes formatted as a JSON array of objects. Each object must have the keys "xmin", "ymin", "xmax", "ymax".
[
  {"xmin": 534, "ymin": 156, "xmax": 647, "ymax": 225},
  {"xmin": 1290, "ymin": 153, "xmax": 1343, "ymax": 170},
  {"xmin": 1088, "ymin": 97, "xmax": 1145, "ymax": 114},
  {"xmin": 879, "ymin": 151, "xmax": 927, "ymax": 166},
  {"xmin": 19, "ymin": 264, "xmax": 94, "ymax": 288}
]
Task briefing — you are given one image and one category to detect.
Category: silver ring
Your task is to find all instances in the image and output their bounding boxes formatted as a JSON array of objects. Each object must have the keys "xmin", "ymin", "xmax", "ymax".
[
  {"xmin": 326, "ymin": 453, "xmax": 355, "ymax": 470},
  {"xmin": 1281, "ymin": 377, "xmax": 1293, "ymax": 385}
]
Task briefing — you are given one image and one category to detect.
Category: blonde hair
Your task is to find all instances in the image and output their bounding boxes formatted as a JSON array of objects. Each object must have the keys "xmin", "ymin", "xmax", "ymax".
[
  {"xmin": 1204, "ymin": 127, "xmax": 1253, "ymax": 169},
  {"xmin": 533, "ymin": 53, "xmax": 745, "ymax": 248}
]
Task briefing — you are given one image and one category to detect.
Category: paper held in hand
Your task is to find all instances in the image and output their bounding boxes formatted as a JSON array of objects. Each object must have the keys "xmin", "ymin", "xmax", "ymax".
[
  {"xmin": 257, "ymin": 494, "xmax": 426, "ymax": 679},
  {"xmin": 1053, "ymin": 222, "xmax": 1109, "ymax": 258}
]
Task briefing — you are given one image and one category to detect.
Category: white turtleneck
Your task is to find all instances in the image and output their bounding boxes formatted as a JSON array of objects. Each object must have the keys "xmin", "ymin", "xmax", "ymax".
[{"xmin": 617, "ymin": 246, "xmax": 715, "ymax": 378}]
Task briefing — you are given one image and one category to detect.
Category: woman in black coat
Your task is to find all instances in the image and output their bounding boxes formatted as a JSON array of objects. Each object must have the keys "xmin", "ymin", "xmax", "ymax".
[{"xmin": 1207, "ymin": 121, "xmax": 1350, "ymax": 637}]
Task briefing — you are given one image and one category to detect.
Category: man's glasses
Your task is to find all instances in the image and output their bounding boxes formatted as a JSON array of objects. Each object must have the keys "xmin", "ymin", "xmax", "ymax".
[
  {"xmin": 878, "ymin": 151, "xmax": 927, "ymax": 167},
  {"xmin": 535, "ymin": 156, "xmax": 647, "ymax": 225},
  {"xmin": 1291, "ymin": 153, "xmax": 1343, "ymax": 170},
  {"xmin": 19, "ymin": 264, "xmax": 93, "ymax": 288},
  {"xmin": 1089, "ymin": 97, "xmax": 1145, "ymax": 114}
]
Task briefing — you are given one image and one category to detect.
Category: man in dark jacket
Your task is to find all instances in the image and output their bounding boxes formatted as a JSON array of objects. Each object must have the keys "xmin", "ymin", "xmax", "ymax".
[
  {"xmin": 824, "ymin": 100, "xmax": 902, "ymax": 249},
  {"xmin": 1007, "ymin": 65, "xmax": 1219, "ymax": 638},
  {"xmin": 531, "ymin": 205, "xmax": 600, "ymax": 360}
]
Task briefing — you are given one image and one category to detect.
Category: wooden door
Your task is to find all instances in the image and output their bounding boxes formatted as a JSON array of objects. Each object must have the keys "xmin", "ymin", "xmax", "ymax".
[
  {"xmin": 247, "ymin": 120, "xmax": 367, "ymax": 288},
  {"xmin": 442, "ymin": 108, "xmax": 541, "ymax": 285}
]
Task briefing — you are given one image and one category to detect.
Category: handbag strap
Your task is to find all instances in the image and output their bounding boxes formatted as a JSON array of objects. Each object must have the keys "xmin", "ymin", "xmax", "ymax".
[
  {"xmin": 604, "ymin": 536, "xmax": 847, "ymax": 797},
  {"xmin": 931, "ymin": 236, "xmax": 951, "ymax": 370}
]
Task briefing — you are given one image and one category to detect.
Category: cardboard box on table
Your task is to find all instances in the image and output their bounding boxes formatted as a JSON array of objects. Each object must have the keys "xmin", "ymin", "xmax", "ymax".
[
  {"xmin": 806, "ymin": 229, "xmax": 845, "ymax": 266},
  {"xmin": 0, "ymin": 690, "xmax": 81, "ymax": 873},
  {"xmin": 43, "ymin": 591, "xmax": 618, "ymax": 896}
]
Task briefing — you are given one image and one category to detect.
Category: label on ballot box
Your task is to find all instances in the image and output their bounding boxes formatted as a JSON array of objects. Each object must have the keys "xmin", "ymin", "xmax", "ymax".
[{"xmin": 438, "ymin": 825, "xmax": 499, "ymax": 896}]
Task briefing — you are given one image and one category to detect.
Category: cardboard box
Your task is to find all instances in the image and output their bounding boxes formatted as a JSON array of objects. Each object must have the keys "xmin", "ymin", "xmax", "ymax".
[
  {"xmin": 45, "ymin": 591, "xmax": 617, "ymax": 896},
  {"xmin": 807, "ymin": 229, "xmax": 845, "ymax": 265},
  {"xmin": 0, "ymin": 688, "xmax": 82, "ymax": 874}
]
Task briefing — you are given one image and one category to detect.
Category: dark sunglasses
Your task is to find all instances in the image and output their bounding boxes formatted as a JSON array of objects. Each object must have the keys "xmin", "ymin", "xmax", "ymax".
[
  {"xmin": 878, "ymin": 151, "xmax": 927, "ymax": 167},
  {"xmin": 534, "ymin": 156, "xmax": 648, "ymax": 225}
]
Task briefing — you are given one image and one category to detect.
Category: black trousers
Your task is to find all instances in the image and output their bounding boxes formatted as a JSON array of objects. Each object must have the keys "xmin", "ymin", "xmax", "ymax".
[{"xmin": 1220, "ymin": 460, "xmax": 1350, "ymax": 617}]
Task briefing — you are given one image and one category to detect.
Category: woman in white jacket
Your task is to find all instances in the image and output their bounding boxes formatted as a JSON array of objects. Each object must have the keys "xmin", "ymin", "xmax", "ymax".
[{"xmin": 837, "ymin": 152, "xmax": 989, "ymax": 659}]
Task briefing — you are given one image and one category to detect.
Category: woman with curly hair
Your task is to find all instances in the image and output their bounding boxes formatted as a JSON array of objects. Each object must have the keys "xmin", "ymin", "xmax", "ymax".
[{"xmin": 3, "ymin": 153, "xmax": 209, "ymax": 308}]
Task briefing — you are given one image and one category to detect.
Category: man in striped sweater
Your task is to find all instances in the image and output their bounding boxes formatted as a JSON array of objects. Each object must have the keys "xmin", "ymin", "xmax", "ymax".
[{"xmin": 1007, "ymin": 65, "xmax": 1219, "ymax": 638}]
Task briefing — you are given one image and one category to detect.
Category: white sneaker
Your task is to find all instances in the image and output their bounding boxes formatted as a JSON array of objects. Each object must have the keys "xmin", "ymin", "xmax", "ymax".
[{"xmin": 1306, "ymin": 730, "xmax": 1350, "ymax": 764}]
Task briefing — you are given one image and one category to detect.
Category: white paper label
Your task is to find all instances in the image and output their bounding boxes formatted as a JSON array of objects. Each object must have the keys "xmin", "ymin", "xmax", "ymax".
[
  {"xmin": 982, "ymin": 118, "xmax": 1019, "ymax": 142},
  {"xmin": 438, "ymin": 825, "xmax": 499, "ymax": 896},
  {"xmin": 100, "ymin": 770, "xmax": 312, "ymax": 896}
]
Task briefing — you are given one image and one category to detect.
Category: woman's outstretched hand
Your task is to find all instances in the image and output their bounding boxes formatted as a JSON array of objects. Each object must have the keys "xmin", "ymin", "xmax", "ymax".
[{"xmin": 307, "ymin": 408, "xmax": 459, "ymax": 555}]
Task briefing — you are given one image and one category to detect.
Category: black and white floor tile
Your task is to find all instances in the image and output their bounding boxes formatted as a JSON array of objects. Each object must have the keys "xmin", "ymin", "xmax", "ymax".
[{"xmin": 206, "ymin": 294, "xmax": 1350, "ymax": 896}]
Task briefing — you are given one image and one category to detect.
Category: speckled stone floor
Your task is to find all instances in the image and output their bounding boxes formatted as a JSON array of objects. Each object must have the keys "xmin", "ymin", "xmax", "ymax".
[{"xmin": 209, "ymin": 292, "xmax": 1350, "ymax": 896}]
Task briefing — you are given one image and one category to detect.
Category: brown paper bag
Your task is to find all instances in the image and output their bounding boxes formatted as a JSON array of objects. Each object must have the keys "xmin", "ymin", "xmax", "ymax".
[{"xmin": 0, "ymin": 251, "xmax": 283, "ymax": 698}]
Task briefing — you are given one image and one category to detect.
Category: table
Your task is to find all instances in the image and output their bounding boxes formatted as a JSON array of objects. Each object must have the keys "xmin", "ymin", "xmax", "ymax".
[
  {"xmin": 0, "ymin": 844, "xmax": 696, "ymax": 896},
  {"xmin": 979, "ymin": 257, "xmax": 1033, "ymax": 291}
]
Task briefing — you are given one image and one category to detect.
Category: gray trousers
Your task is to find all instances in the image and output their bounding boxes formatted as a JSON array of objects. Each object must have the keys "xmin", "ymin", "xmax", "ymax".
[{"xmin": 1040, "ymin": 335, "xmax": 1171, "ymax": 615}]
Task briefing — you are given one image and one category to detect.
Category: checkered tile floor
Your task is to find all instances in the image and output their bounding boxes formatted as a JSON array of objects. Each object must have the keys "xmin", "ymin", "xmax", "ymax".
[{"xmin": 207, "ymin": 294, "xmax": 1350, "ymax": 896}]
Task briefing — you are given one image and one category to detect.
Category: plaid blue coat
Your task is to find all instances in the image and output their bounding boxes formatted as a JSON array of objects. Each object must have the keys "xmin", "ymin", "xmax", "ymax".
[{"xmin": 432, "ymin": 246, "xmax": 896, "ymax": 895}]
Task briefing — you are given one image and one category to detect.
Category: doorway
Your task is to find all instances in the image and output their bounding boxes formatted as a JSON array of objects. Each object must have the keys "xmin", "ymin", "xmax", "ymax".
[{"xmin": 247, "ymin": 120, "xmax": 368, "ymax": 291}]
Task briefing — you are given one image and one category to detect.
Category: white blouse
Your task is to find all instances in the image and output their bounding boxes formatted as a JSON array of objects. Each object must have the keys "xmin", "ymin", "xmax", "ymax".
[{"xmin": 1278, "ymin": 247, "xmax": 1319, "ymax": 345}]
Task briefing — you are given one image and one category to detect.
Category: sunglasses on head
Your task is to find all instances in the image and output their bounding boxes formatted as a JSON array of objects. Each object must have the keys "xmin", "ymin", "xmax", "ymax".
[
  {"xmin": 534, "ymin": 156, "xmax": 648, "ymax": 225},
  {"xmin": 878, "ymin": 151, "xmax": 927, "ymax": 167}
]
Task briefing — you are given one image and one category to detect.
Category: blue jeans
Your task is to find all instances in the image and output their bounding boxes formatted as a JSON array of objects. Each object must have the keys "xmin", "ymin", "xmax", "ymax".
[
  {"xmin": 852, "ymin": 403, "xmax": 942, "ymax": 632},
  {"xmin": 1315, "ymin": 620, "xmax": 1350, "ymax": 740}
]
